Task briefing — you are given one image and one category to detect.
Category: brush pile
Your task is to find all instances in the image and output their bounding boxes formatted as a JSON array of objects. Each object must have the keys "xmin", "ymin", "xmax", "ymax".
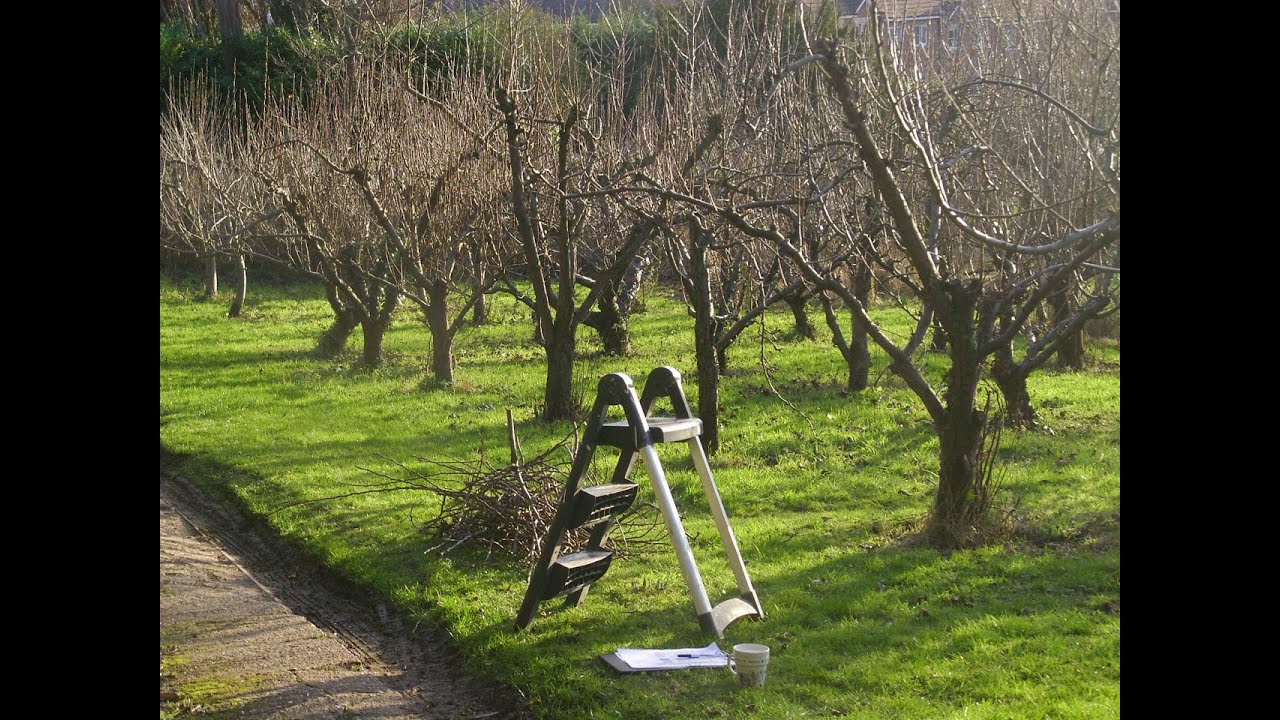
[{"xmin": 357, "ymin": 417, "xmax": 664, "ymax": 563}]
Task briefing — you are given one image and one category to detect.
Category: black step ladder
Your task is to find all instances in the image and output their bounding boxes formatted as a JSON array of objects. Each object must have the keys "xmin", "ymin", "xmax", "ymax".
[{"xmin": 514, "ymin": 366, "xmax": 763, "ymax": 638}]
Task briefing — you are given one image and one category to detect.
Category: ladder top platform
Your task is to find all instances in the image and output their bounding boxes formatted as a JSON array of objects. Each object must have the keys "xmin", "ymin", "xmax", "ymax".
[{"xmin": 599, "ymin": 417, "xmax": 702, "ymax": 450}]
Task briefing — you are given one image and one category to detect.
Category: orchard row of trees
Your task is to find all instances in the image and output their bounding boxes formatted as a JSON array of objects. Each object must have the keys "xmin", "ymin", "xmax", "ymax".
[{"xmin": 160, "ymin": 0, "xmax": 1120, "ymax": 548}]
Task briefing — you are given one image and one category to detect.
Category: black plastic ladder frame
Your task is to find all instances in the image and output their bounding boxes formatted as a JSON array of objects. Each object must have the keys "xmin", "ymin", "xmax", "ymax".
[{"xmin": 514, "ymin": 366, "xmax": 763, "ymax": 638}]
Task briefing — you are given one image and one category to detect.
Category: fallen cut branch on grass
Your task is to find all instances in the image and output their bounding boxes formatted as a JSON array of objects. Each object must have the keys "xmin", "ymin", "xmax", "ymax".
[{"xmin": 272, "ymin": 410, "xmax": 664, "ymax": 564}]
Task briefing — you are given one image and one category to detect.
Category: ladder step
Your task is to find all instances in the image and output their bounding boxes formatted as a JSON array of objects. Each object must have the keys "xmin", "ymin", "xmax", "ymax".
[
  {"xmin": 543, "ymin": 550, "xmax": 614, "ymax": 600},
  {"xmin": 569, "ymin": 483, "xmax": 638, "ymax": 529},
  {"xmin": 598, "ymin": 417, "xmax": 702, "ymax": 450}
]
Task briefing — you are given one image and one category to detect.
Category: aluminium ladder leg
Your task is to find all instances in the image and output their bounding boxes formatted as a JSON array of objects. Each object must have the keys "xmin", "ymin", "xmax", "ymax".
[
  {"xmin": 636, "ymin": 366, "xmax": 763, "ymax": 635},
  {"xmin": 687, "ymin": 434, "xmax": 763, "ymax": 626},
  {"xmin": 637, "ymin": 442, "xmax": 714, "ymax": 622}
]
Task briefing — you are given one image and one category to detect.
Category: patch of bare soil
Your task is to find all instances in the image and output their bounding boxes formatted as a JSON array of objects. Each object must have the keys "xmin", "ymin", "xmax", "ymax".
[{"xmin": 160, "ymin": 470, "xmax": 524, "ymax": 719}]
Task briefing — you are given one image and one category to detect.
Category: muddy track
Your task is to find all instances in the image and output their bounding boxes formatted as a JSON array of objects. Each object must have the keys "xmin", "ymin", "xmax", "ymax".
[{"xmin": 160, "ymin": 466, "xmax": 527, "ymax": 719}]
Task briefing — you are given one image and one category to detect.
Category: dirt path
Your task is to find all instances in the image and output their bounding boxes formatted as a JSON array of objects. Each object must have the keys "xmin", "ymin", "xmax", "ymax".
[{"xmin": 160, "ymin": 471, "xmax": 521, "ymax": 719}]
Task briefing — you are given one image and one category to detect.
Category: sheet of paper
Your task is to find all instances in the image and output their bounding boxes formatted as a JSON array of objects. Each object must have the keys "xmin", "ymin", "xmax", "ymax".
[{"xmin": 613, "ymin": 642, "xmax": 727, "ymax": 670}]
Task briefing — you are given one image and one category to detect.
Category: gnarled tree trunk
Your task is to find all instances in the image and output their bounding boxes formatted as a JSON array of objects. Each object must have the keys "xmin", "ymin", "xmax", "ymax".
[
  {"xmin": 846, "ymin": 316, "xmax": 870, "ymax": 392},
  {"xmin": 1050, "ymin": 289, "xmax": 1085, "ymax": 370},
  {"xmin": 617, "ymin": 247, "xmax": 648, "ymax": 315},
  {"xmin": 689, "ymin": 230, "xmax": 720, "ymax": 454},
  {"xmin": 782, "ymin": 289, "xmax": 815, "ymax": 340},
  {"xmin": 543, "ymin": 331, "xmax": 577, "ymax": 421},
  {"xmin": 358, "ymin": 285, "xmax": 399, "ymax": 367},
  {"xmin": 360, "ymin": 319, "xmax": 386, "ymax": 367},
  {"xmin": 990, "ymin": 339, "xmax": 1035, "ymax": 428},
  {"xmin": 316, "ymin": 283, "xmax": 358, "ymax": 357},
  {"xmin": 318, "ymin": 311, "xmax": 358, "ymax": 357},
  {"xmin": 929, "ymin": 401, "xmax": 987, "ymax": 549},
  {"xmin": 846, "ymin": 260, "xmax": 873, "ymax": 391},
  {"xmin": 586, "ymin": 279, "xmax": 631, "ymax": 356},
  {"xmin": 926, "ymin": 281, "xmax": 989, "ymax": 550},
  {"xmin": 820, "ymin": 290, "xmax": 870, "ymax": 393},
  {"xmin": 425, "ymin": 280, "xmax": 454, "ymax": 383}
]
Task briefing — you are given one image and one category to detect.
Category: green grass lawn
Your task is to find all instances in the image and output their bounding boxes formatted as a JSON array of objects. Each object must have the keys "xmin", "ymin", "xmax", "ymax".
[{"xmin": 160, "ymin": 276, "xmax": 1119, "ymax": 719}]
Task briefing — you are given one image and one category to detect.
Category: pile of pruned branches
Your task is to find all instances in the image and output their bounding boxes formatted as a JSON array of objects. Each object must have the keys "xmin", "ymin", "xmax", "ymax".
[{"xmin": 345, "ymin": 414, "xmax": 664, "ymax": 564}]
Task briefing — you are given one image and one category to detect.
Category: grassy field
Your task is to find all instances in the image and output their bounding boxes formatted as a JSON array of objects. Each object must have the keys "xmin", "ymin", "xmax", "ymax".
[{"xmin": 160, "ymin": 276, "xmax": 1119, "ymax": 719}]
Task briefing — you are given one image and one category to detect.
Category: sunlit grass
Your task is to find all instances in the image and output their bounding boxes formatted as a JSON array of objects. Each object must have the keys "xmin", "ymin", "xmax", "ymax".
[{"xmin": 161, "ymin": 276, "xmax": 1119, "ymax": 719}]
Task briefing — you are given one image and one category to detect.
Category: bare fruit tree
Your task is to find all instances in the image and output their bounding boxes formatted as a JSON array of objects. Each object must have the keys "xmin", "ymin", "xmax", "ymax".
[
  {"xmin": 597, "ymin": 0, "xmax": 1119, "ymax": 547},
  {"xmin": 493, "ymin": 15, "xmax": 662, "ymax": 421},
  {"xmin": 251, "ymin": 75, "xmax": 405, "ymax": 366},
  {"xmin": 160, "ymin": 92, "xmax": 280, "ymax": 317},
  {"xmin": 252, "ymin": 66, "xmax": 509, "ymax": 375},
  {"xmin": 801, "ymin": 0, "xmax": 1119, "ymax": 543}
]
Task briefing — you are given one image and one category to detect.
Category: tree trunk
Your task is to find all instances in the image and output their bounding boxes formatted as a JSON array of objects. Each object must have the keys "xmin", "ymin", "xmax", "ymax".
[
  {"xmin": 361, "ymin": 284, "xmax": 400, "ymax": 368},
  {"xmin": 926, "ymin": 281, "xmax": 988, "ymax": 550},
  {"xmin": 714, "ymin": 324, "xmax": 728, "ymax": 375},
  {"xmin": 993, "ymin": 366, "xmax": 1034, "ymax": 429},
  {"xmin": 425, "ymin": 281, "xmax": 454, "ymax": 383},
  {"xmin": 290, "ymin": 0, "xmax": 309, "ymax": 31},
  {"xmin": 360, "ymin": 319, "xmax": 387, "ymax": 367},
  {"xmin": 215, "ymin": 0, "xmax": 242, "ymax": 75},
  {"xmin": 267, "ymin": 0, "xmax": 305, "ymax": 32},
  {"xmin": 990, "ymin": 338, "xmax": 1035, "ymax": 428},
  {"xmin": 1056, "ymin": 326, "xmax": 1085, "ymax": 370},
  {"xmin": 846, "ymin": 262, "xmax": 873, "ymax": 392},
  {"xmin": 543, "ymin": 331, "xmax": 577, "ymax": 421},
  {"xmin": 846, "ymin": 316, "xmax": 870, "ymax": 392},
  {"xmin": 316, "ymin": 283, "xmax": 357, "ymax": 357},
  {"xmin": 697, "ymin": 341, "xmax": 720, "ymax": 455},
  {"xmin": 317, "ymin": 310, "xmax": 358, "ymax": 357},
  {"xmin": 532, "ymin": 309, "xmax": 546, "ymax": 346},
  {"xmin": 591, "ymin": 281, "xmax": 631, "ymax": 356},
  {"xmin": 928, "ymin": 401, "xmax": 987, "ymax": 550},
  {"xmin": 783, "ymin": 291, "xmax": 816, "ymax": 340},
  {"xmin": 470, "ymin": 240, "xmax": 487, "ymax": 326},
  {"xmin": 930, "ymin": 318, "xmax": 948, "ymax": 352},
  {"xmin": 204, "ymin": 255, "xmax": 218, "ymax": 299},
  {"xmin": 192, "ymin": 0, "xmax": 216, "ymax": 36},
  {"xmin": 990, "ymin": 301, "xmax": 1035, "ymax": 428},
  {"xmin": 689, "ymin": 237, "xmax": 720, "ymax": 455},
  {"xmin": 617, "ymin": 248, "xmax": 648, "ymax": 316},
  {"xmin": 228, "ymin": 253, "xmax": 247, "ymax": 318},
  {"xmin": 820, "ymin": 286, "xmax": 870, "ymax": 393},
  {"xmin": 846, "ymin": 348, "xmax": 869, "ymax": 393},
  {"xmin": 1049, "ymin": 289, "xmax": 1085, "ymax": 369},
  {"xmin": 430, "ymin": 322, "xmax": 454, "ymax": 383}
]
